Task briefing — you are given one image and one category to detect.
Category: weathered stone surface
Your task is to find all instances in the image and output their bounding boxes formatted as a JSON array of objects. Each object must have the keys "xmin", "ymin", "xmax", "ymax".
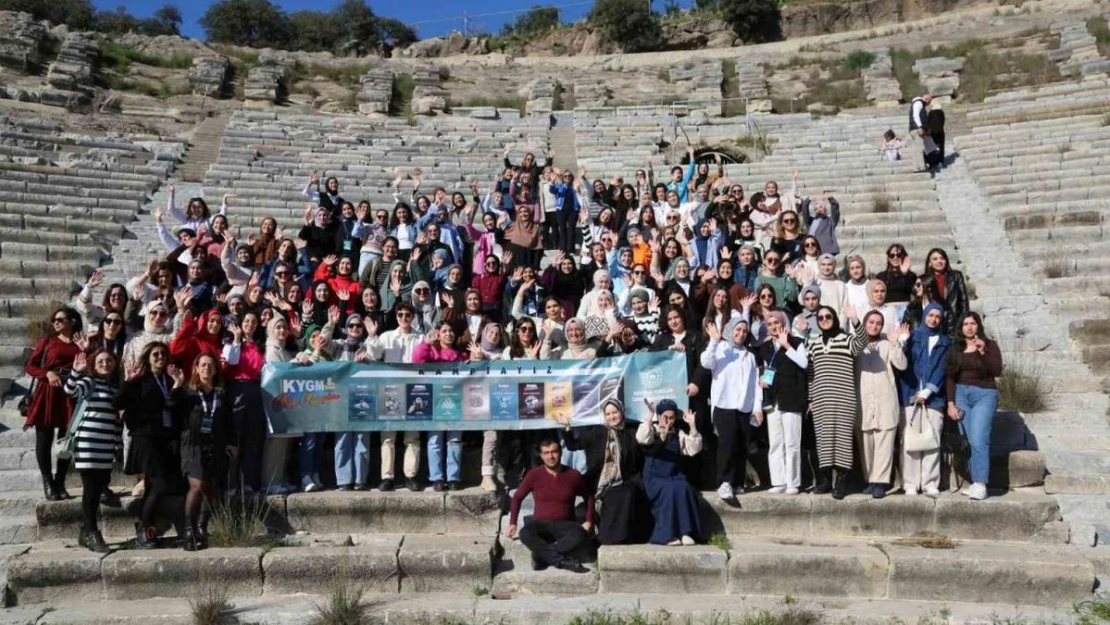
[
  {"xmin": 933, "ymin": 491, "xmax": 1059, "ymax": 541},
  {"xmin": 101, "ymin": 548, "xmax": 263, "ymax": 600},
  {"xmin": 809, "ymin": 493, "xmax": 934, "ymax": 537},
  {"xmin": 726, "ymin": 539, "xmax": 888, "ymax": 598},
  {"xmin": 244, "ymin": 63, "xmax": 290, "ymax": 103},
  {"xmin": 598, "ymin": 545, "xmax": 727, "ymax": 594},
  {"xmin": 262, "ymin": 543, "xmax": 400, "ymax": 595},
  {"xmin": 887, "ymin": 542, "xmax": 1094, "ymax": 607},
  {"xmin": 7, "ymin": 546, "xmax": 105, "ymax": 603},
  {"xmin": 284, "ymin": 491, "xmax": 446, "ymax": 534},
  {"xmin": 189, "ymin": 56, "xmax": 230, "ymax": 98},
  {"xmin": 0, "ymin": 11, "xmax": 47, "ymax": 71},
  {"xmin": 356, "ymin": 68, "xmax": 392, "ymax": 115},
  {"xmin": 444, "ymin": 490, "xmax": 501, "ymax": 535},
  {"xmin": 45, "ymin": 33, "xmax": 98, "ymax": 94},
  {"xmin": 398, "ymin": 535, "xmax": 493, "ymax": 593},
  {"xmin": 36, "ymin": 495, "xmax": 184, "ymax": 541},
  {"xmin": 701, "ymin": 492, "xmax": 813, "ymax": 537}
]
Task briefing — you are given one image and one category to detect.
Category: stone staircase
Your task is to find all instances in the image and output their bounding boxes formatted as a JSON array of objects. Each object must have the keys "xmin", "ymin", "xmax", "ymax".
[
  {"xmin": 548, "ymin": 112, "xmax": 577, "ymax": 171},
  {"xmin": 175, "ymin": 111, "xmax": 233, "ymax": 183}
]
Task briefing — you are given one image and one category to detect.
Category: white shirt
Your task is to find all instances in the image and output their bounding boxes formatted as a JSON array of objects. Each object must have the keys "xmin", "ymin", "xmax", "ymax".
[
  {"xmin": 700, "ymin": 339, "xmax": 763, "ymax": 412},
  {"xmin": 364, "ymin": 329, "xmax": 423, "ymax": 364}
]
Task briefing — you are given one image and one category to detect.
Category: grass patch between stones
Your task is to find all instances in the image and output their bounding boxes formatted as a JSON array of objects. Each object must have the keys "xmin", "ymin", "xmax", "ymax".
[
  {"xmin": 892, "ymin": 532, "xmax": 957, "ymax": 549},
  {"xmin": 389, "ymin": 72, "xmax": 415, "ymax": 119},
  {"xmin": 707, "ymin": 533, "xmax": 732, "ymax": 551},
  {"xmin": 310, "ymin": 560, "xmax": 368, "ymax": 625},
  {"xmin": 187, "ymin": 577, "xmax": 235, "ymax": 625},
  {"xmin": 1075, "ymin": 598, "xmax": 1110, "ymax": 625},
  {"xmin": 997, "ymin": 358, "xmax": 1051, "ymax": 413},
  {"xmin": 207, "ymin": 494, "xmax": 272, "ymax": 548}
]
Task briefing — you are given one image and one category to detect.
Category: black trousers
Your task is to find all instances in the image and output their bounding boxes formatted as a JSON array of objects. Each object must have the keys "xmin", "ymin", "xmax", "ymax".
[
  {"xmin": 553, "ymin": 210, "xmax": 576, "ymax": 256},
  {"xmin": 35, "ymin": 426, "xmax": 69, "ymax": 484},
  {"xmin": 80, "ymin": 470, "xmax": 112, "ymax": 532},
  {"xmin": 713, "ymin": 408, "xmax": 752, "ymax": 489},
  {"xmin": 519, "ymin": 519, "xmax": 589, "ymax": 567},
  {"xmin": 229, "ymin": 381, "xmax": 266, "ymax": 492}
]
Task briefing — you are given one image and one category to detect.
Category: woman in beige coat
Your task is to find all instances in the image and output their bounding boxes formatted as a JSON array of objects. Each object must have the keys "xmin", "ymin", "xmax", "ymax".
[{"xmin": 856, "ymin": 311, "xmax": 909, "ymax": 499}]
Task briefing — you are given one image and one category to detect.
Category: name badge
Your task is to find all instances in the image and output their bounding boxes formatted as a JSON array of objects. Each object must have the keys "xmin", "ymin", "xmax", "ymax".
[
  {"xmin": 760, "ymin": 368, "xmax": 776, "ymax": 386},
  {"xmin": 342, "ymin": 240, "xmax": 352, "ymax": 251}
]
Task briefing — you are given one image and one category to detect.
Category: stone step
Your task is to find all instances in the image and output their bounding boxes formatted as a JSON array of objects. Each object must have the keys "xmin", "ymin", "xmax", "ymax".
[
  {"xmin": 4, "ymin": 593, "xmax": 1084, "ymax": 625},
  {"xmin": 5, "ymin": 534, "xmax": 1096, "ymax": 609},
  {"xmin": 1045, "ymin": 474, "xmax": 1110, "ymax": 495}
]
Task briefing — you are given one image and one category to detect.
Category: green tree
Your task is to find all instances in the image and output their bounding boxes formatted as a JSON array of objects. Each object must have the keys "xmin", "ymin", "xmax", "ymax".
[
  {"xmin": 288, "ymin": 10, "xmax": 341, "ymax": 53},
  {"xmin": 375, "ymin": 17, "xmax": 418, "ymax": 47},
  {"xmin": 0, "ymin": 0, "xmax": 95, "ymax": 29},
  {"xmin": 199, "ymin": 0, "xmax": 292, "ymax": 48},
  {"xmin": 719, "ymin": 0, "xmax": 781, "ymax": 43},
  {"xmin": 501, "ymin": 5, "xmax": 560, "ymax": 37},
  {"xmin": 590, "ymin": 0, "xmax": 663, "ymax": 53},
  {"xmin": 663, "ymin": 0, "xmax": 682, "ymax": 18},
  {"xmin": 147, "ymin": 4, "xmax": 182, "ymax": 35},
  {"xmin": 334, "ymin": 0, "xmax": 380, "ymax": 49},
  {"xmin": 94, "ymin": 5, "xmax": 137, "ymax": 34},
  {"xmin": 695, "ymin": 0, "xmax": 719, "ymax": 10}
]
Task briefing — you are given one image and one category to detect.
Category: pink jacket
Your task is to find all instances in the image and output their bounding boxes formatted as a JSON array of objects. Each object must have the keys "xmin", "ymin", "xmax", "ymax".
[{"xmin": 412, "ymin": 341, "xmax": 467, "ymax": 364}]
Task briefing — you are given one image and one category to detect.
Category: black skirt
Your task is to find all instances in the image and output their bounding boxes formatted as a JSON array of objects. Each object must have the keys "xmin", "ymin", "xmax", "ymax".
[
  {"xmin": 180, "ymin": 434, "xmax": 227, "ymax": 482},
  {"xmin": 596, "ymin": 478, "xmax": 652, "ymax": 546},
  {"xmin": 127, "ymin": 435, "xmax": 185, "ymax": 494}
]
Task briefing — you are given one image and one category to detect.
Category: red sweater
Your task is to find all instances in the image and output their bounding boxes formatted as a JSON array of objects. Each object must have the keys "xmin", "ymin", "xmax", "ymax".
[{"xmin": 509, "ymin": 465, "xmax": 595, "ymax": 526}]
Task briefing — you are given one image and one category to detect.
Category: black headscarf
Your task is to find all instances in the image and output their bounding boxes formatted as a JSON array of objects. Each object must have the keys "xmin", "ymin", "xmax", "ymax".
[{"xmin": 817, "ymin": 305, "xmax": 842, "ymax": 344}]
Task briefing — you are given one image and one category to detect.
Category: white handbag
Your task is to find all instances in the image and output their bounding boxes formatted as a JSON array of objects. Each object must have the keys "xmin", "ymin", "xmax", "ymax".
[{"xmin": 904, "ymin": 404, "xmax": 939, "ymax": 453}]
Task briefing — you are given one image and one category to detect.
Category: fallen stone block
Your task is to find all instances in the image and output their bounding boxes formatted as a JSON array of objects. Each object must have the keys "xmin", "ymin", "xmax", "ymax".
[
  {"xmin": 598, "ymin": 544, "xmax": 727, "ymax": 594},
  {"xmin": 726, "ymin": 538, "xmax": 888, "ymax": 598},
  {"xmin": 398, "ymin": 534, "xmax": 493, "ymax": 593}
]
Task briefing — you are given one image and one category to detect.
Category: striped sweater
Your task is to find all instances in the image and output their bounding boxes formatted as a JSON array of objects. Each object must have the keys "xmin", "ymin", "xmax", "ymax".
[{"xmin": 63, "ymin": 372, "xmax": 123, "ymax": 471}]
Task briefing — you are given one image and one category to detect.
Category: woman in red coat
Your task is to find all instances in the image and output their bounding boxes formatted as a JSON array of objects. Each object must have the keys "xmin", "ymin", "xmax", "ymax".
[
  {"xmin": 169, "ymin": 309, "xmax": 224, "ymax": 379},
  {"xmin": 24, "ymin": 306, "xmax": 83, "ymax": 501}
]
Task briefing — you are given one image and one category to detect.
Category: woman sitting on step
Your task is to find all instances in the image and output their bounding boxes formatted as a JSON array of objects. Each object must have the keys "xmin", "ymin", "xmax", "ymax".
[{"xmin": 636, "ymin": 399, "xmax": 703, "ymax": 546}]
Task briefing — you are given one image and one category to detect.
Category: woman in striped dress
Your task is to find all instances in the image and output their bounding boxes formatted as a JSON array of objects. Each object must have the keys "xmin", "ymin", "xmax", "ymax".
[
  {"xmin": 806, "ymin": 306, "xmax": 868, "ymax": 500},
  {"xmin": 64, "ymin": 351, "xmax": 124, "ymax": 553}
]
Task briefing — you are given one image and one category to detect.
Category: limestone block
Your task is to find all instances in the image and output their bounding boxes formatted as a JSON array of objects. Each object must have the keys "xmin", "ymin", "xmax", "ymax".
[
  {"xmin": 444, "ymin": 490, "xmax": 501, "ymax": 535},
  {"xmin": 598, "ymin": 545, "xmax": 727, "ymax": 594},
  {"xmin": 101, "ymin": 548, "xmax": 264, "ymax": 600},
  {"xmin": 809, "ymin": 493, "xmax": 934, "ymax": 537},
  {"xmin": 933, "ymin": 492, "xmax": 1059, "ymax": 541},
  {"xmin": 189, "ymin": 56, "xmax": 230, "ymax": 98},
  {"xmin": 700, "ymin": 492, "xmax": 812, "ymax": 538},
  {"xmin": 726, "ymin": 539, "xmax": 888, "ymax": 598},
  {"xmin": 0, "ymin": 11, "xmax": 47, "ymax": 71},
  {"xmin": 412, "ymin": 95, "xmax": 446, "ymax": 116},
  {"xmin": 398, "ymin": 535, "xmax": 493, "ymax": 593},
  {"xmin": 7, "ymin": 546, "xmax": 105, "ymax": 603},
  {"xmin": 887, "ymin": 542, "xmax": 1094, "ymax": 606},
  {"xmin": 262, "ymin": 543, "xmax": 400, "ymax": 595},
  {"xmin": 989, "ymin": 449, "xmax": 1045, "ymax": 488},
  {"xmin": 284, "ymin": 491, "xmax": 447, "ymax": 534}
]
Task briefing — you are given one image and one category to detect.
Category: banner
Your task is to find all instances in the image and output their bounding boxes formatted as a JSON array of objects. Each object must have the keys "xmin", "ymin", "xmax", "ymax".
[{"xmin": 260, "ymin": 352, "xmax": 689, "ymax": 434}]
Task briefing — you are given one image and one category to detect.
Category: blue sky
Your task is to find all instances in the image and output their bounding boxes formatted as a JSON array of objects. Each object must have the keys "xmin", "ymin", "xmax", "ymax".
[{"xmin": 94, "ymin": 0, "xmax": 687, "ymax": 42}]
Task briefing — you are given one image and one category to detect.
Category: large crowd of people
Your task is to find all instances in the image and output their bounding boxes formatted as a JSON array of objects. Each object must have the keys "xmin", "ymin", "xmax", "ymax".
[{"xmin": 21, "ymin": 138, "xmax": 1003, "ymax": 560}]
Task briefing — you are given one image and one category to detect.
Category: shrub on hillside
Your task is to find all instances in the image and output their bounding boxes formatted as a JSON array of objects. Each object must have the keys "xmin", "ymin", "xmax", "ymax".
[
  {"xmin": 719, "ymin": 0, "xmax": 782, "ymax": 43},
  {"xmin": 590, "ymin": 0, "xmax": 663, "ymax": 53}
]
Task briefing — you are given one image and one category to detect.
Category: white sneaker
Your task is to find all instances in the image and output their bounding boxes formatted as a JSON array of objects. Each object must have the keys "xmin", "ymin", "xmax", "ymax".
[
  {"xmin": 967, "ymin": 482, "xmax": 988, "ymax": 501},
  {"xmin": 924, "ymin": 487, "xmax": 941, "ymax": 498},
  {"xmin": 784, "ymin": 487, "xmax": 799, "ymax": 495},
  {"xmin": 666, "ymin": 538, "xmax": 682, "ymax": 546},
  {"xmin": 304, "ymin": 482, "xmax": 321, "ymax": 493},
  {"xmin": 768, "ymin": 486, "xmax": 786, "ymax": 494},
  {"xmin": 905, "ymin": 488, "xmax": 920, "ymax": 496},
  {"xmin": 681, "ymin": 535, "xmax": 696, "ymax": 546},
  {"xmin": 717, "ymin": 483, "xmax": 735, "ymax": 501},
  {"xmin": 131, "ymin": 482, "xmax": 145, "ymax": 498}
]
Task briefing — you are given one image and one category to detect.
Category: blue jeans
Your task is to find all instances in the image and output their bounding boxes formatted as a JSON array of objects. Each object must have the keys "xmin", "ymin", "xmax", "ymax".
[
  {"xmin": 427, "ymin": 430, "xmax": 462, "ymax": 482},
  {"xmin": 955, "ymin": 384, "xmax": 998, "ymax": 485},
  {"xmin": 334, "ymin": 432, "xmax": 370, "ymax": 487},
  {"xmin": 560, "ymin": 431, "xmax": 587, "ymax": 473},
  {"xmin": 299, "ymin": 432, "xmax": 326, "ymax": 487}
]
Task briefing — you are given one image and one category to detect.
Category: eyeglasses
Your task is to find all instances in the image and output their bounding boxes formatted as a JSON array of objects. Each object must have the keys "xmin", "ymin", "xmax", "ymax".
[
  {"xmin": 104, "ymin": 318, "xmax": 123, "ymax": 326},
  {"xmin": 914, "ymin": 282, "xmax": 923, "ymax": 288},
  {"xmin": 817, "ymin": 315, "xmax": 833, "ymax": 321},
  {"xmin": 151, "ymin": 351, "xmax": 168, "ymax": 359},
  {"xmin": 765, "ymin": 257, "xmax": 780, "ymax": 264},
  {"xmin": 633, "ymin": 270, "xmax": 645, "ymax": 275},
  {"xmin": 396, "ymin": 312, "xmax": 413, "ymax": 319},
  {"xmin": 804, "ymin": 242, "xmax": 817, "ymax": 248},
  {"xmin": 888, "ymin": 252, "xmax": 904, "ymax": 259},
  {"xmin": 759, "ymin": 294, "xmax": 774, "ymax": 299},
  {"xmin": 667, "ymin": 214, "xmax": 680, "ymax": 220},
  {"xmin": 52, "ymin": 316, "xmax": 69, "ymax": 323}
]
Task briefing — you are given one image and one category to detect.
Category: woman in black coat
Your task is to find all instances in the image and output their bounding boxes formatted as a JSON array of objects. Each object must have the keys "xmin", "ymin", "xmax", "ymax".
[
  {"xmin": 555, "ymin": 399, "xmax": 650, "ymax": 545},
  {"xmin": 174, "ymin": 352, "xmax": 237, "ymax": 551},
  {"xmin": 114, "ymin": 341, "xmax": 183, "ymax": 549},
  {"xmin": 923, "ymin": 248, "xmax": 969, "ymax": 339}
]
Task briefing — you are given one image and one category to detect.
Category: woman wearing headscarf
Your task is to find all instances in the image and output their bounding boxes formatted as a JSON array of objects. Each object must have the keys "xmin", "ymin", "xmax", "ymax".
[
  {"xmin": 557, "ymin": 399, "xmax": 649, "ymax": 545},
  {"xmin": 543, "ymin": 317, "xmax": 599, "ymax": 361},
  {"xmin": 298, "ymin": 204, "xmax": 336, "ymax": 265},
  {"xmin": 662, "ymin": 257, "xmax": 695, "ymax": 300},
  {"xmin": 857, "ymin": 312, "xmax": 909, "ymax": 499},
  {"xmin": 500, "ymin": 205, "xmax": 544, "ymax": 270},
  {"xmin": 169, "ymin": 309, "xmax": 224, "ymax": 379},
  {"xmin": 122, "ymin": 301, "xmax": 175, "ymax": 373},
  {"xmin": 754, "ymin": 310, "xmax": 808, "ymax": 495},
  {"xmin": 577, "ymin": 270, "xmax": 615, "ymax": 320},
  {"xmin": 468, "ymin": 322, "xmax": 507, "ymax": 492},
  {"xmin": 262, "ymin": 316, "xmax": 300, "ymax": 495},
  {"xmin": 378, "ymin": 259, "xmax": 413, "ymax": 315},
  {"xmin": 734, "ymin": 245, "xmax": 761, "ymax": 294},
  {"xmin": 813, "ymin": 254, "xmax": 847, "ymax": 317},
  {"xmin": 636, "ymin": 399, "xmax": 703, "ymax": 545},
  {"xmin": 409, "ymin": 280, "xmax": 440, "ymax": 335},
  {"xmin": 924, "ymin": 248, "xmax": 969, "ymax": 339},
  {"xmin": 846, "ymin": 279, "xmax": 898, "ymax": 337},
  {"xmin": 806, "ymin": 306, "xmax": 868, "ymax": 499},
  {"xmin": 946, "ymin": 312, "xmax": 1003, "ymax": 501},
  {"xmin": 898, "ymin": 303, "xmax": 950, "ymax": 497},
  {"xmin": 842, "ymin": 255, "xmax": 872, "ymax": 318},
  {"xmin": 701, "ymin": 316, "xmax": 764, "ymax": 502},
  {"xmin": 689, "ymin": 218, "xmax": 723, "ymax": 270}
]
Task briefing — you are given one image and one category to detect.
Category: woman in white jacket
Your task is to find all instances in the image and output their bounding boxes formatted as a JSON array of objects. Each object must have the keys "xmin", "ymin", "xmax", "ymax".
[{"xmin": 856, "ymin": 311, "xmax": 909, "ymax": 499}]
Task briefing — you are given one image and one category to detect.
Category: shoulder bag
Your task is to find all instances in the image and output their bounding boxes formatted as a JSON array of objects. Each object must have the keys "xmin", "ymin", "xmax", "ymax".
[
  {"xmin": 903, "ymin": 404, "xmax": 939, "ymax": 453},
  {"xmin": 53, "ymin": 390, "xmax": 88, "ymax": 461},
  {"xmin": 17, "ymin": 341, "xmax": 48, "ymax": 417}
]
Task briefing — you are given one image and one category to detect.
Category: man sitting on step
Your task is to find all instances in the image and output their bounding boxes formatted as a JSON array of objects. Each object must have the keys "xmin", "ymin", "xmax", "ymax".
[{"xmin": 507, "ymin": 437, "xmax": 594, "ymax": 573}]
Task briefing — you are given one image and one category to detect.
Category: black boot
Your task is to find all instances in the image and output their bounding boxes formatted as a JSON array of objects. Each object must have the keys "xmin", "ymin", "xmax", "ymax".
[
  {"xmin": 78, "ymin": 527, "xmax": 90, "ymax": 549},
  {"xmin": 812, "ymin": 469, "xmax": 832, "ymax": 495},
  {"xmin": 54, "ymin": 459, "xmax": 72, "ymax": 500},
  {"xmin": 196, "ymin": 512, "xmax": 209, "ymax": 550},
  {"xmin": 832, "ymin": 469, "xmax": 847, "ymax": 500},
  {"xmin": 134, "ymin": 522, "xmax": 158, "ymax": 549},
  {"xmin": 43, "ymin": 477, "xmax": 59, "ymax": 502},
  {"xmin": 87, "ymin": 529, "xmax": 110, "ymax": 553},
  {"xmin": 181, "ymin": 526, "xmax": 198, "ymax": 552}
]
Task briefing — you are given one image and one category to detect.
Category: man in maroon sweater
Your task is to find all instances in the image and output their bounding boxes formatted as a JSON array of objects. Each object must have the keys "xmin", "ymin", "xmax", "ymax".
[{"xmin": 507, "ymin": 438, "xmax": 594, "ymax": 573}]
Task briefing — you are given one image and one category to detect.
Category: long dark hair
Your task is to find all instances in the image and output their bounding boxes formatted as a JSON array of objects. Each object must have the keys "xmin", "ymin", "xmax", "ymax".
[
  {"xmin": 136, "ymin": 341, "xmax": 170, "ymax": 378},
  {"xmin": 509, "ymin": 318, "xmax": 538, "ymax": 358},
  {"xmin": 949, "ymin": 311, "xmax": 988, "ymax": 357},
  {"xmin": 51, "ymin": 306, "xmax": 82, "ymax": 334}
]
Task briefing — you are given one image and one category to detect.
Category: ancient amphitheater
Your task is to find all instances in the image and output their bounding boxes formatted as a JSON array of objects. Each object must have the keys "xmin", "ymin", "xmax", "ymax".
[{"xmin": 0, "ymin": 0, "xmax": 1109, "ymax": 622}]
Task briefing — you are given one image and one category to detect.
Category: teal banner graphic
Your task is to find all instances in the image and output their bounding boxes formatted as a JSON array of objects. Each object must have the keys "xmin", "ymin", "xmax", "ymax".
[{"xmin": 260, "ymin": 352, "xmax": 689, "ymax": 434}]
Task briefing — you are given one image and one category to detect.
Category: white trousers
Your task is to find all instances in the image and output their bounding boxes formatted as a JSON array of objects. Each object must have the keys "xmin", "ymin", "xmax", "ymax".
[
  {"xmin": 767, "ymin": 409, "xmax": 802, "ymax": 489},
  {"xmin": 861, "ymin": 428, "xmax": 896, "ymax": 484},
  {"xmin": 901, "ymin": 406, "xmax": 943, "ymax": 492},
  {"xmin": 381, "ymin": 431, "xmax": 421, "ymax": 480}
]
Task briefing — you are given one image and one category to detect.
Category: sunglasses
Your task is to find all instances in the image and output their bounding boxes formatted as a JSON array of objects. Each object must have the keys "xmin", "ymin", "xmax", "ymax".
[
  {"xmin": 149, "ymin": 310, "xmax": 168, "ymax": 318},
  {"xmin": 765, "ymin": 257, "xmax": 780, "ymax": 263},
  {"xmin": 396, "ymin": 312, "xmax": 413, "ymax": 318},
  {"xmin": 519, "ymin": 327, "xmax": 535, "ymax": 333},
  {"xmin": 414, "ymin": 288, "xmax": 429, "ymax": 294},
  {"xmin": 782, "ymin": 219, "xmax": 797, "ymax": 225},
  {"xmin": 759, "ymin": 294, "xmax": 774, "ymax": 299},
  {"xmin": 667, "ymin": 214, "xmax": 680, "ymax": 220},
  {"xmin": 275, "ymin": 271, "xmax": 290, "ymax": 277},
  {"xmin": 151, "ymin": 351, "xmax": 168, "ymax": 358},
  {"xmin": 888, "ymin": 252, "xmax": 904, "ymax": 258},
  {"xmin": 52, "ymin": 317, "xmax": 69, "ymax": 323},
  {"xmin": 804, "ymin": 242, "xmax": 817, "ymax": 247},
  {"xmin": 104, "ymin": 318, "xmax": 123, "ymax": 326},
  {"xmin": 633, "ymin": 270, "xmax": 645, "ymax": 275},
  {"xmin": 347, "ymin": 323, "xmax": 361, "ymax": 329},
  {"xmin": 817, "ymin": 315, "xmax": 833, "ymax": 321}
]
